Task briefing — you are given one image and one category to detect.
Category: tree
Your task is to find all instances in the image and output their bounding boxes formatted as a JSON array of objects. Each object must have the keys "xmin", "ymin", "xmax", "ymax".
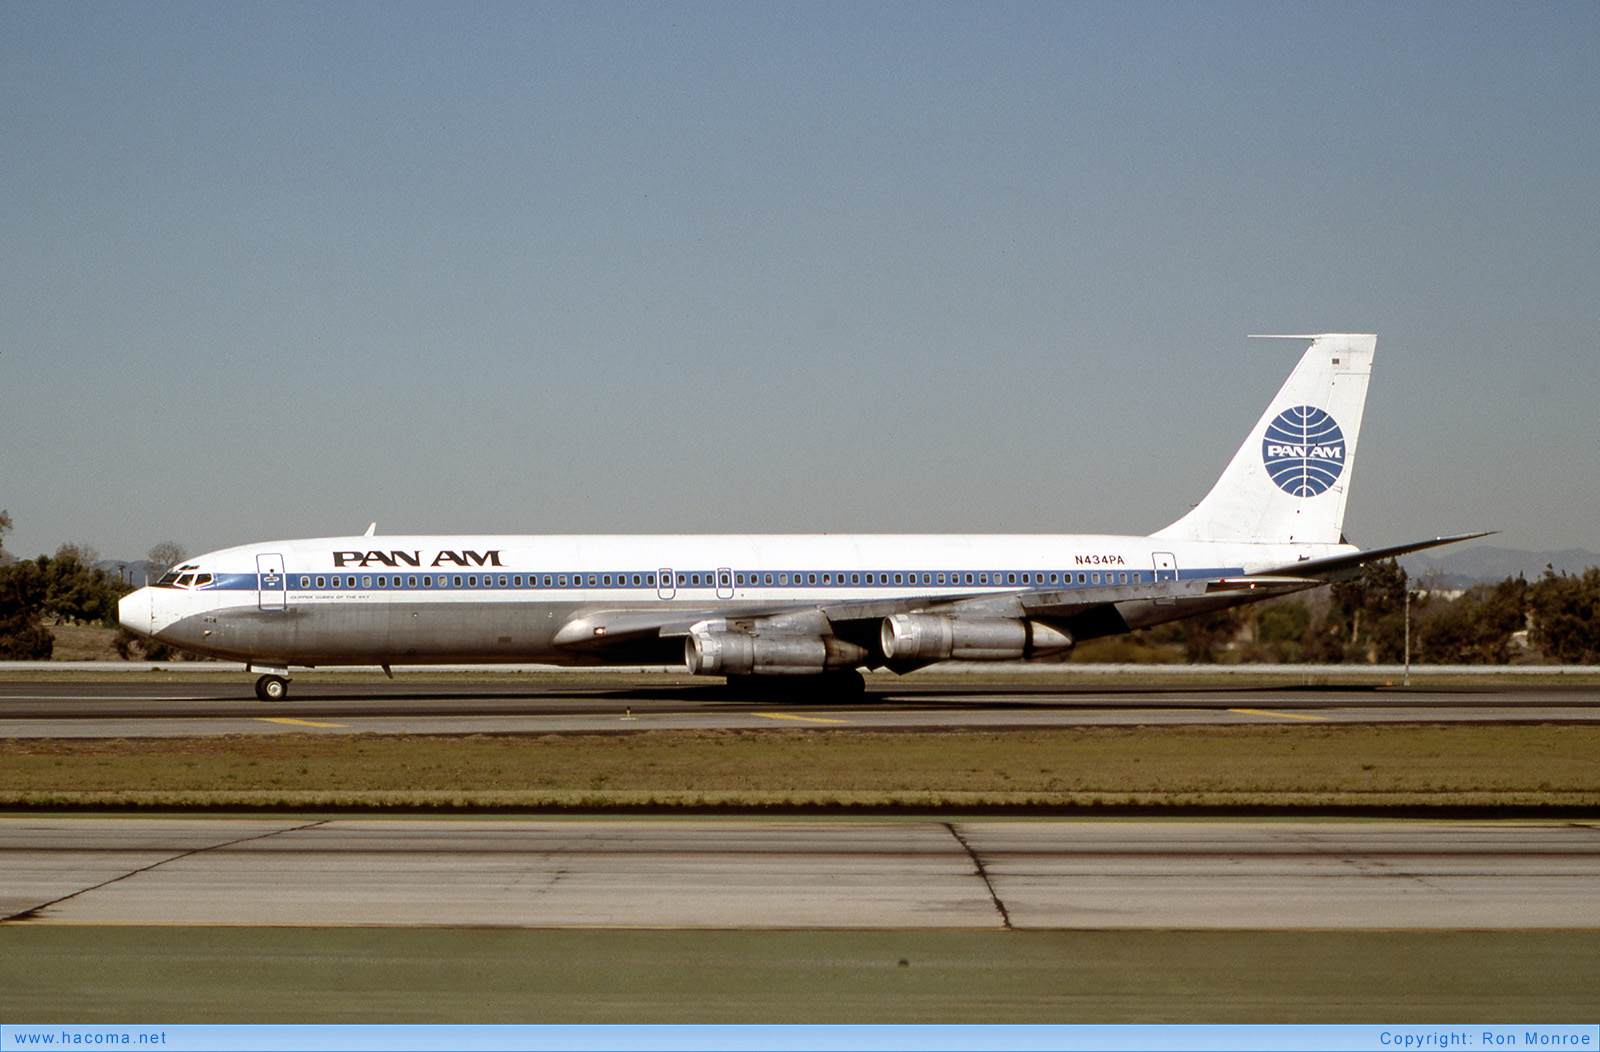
[
  {"xmin": 1527, "ymin": 568, "xmax": 1600, "ymax": 664},
  {"xmin": 1415, "ymin": 577, "xmax": 1527, "ymax": 665},
  {"xmin": 40, "ymin": 547, "xmax": 131, "ymax": 625},
  {"xmin": 55, "ymin": 542, "xmax": 101, "ymax": 568},
  {"xmin": 1175, "ymin": 606, "xmax": 1246, "ymax": 663},
  {"xmin": 147, "ymin": 541, "xmax": 186, "ymax": 574},
  {"xmin": 0, "ymin": 508, "xmax": 12, "ymax": 556},
  {"xmin": 1239, "ymin": 599, "xmax": 1313, "ymax": 663},
  {"xmin": 0, "ymin": 560, "xmax": 53, "ymax": 658},
  {"xmin": 1325, "ymin": 559, "xmax": 1410, "ymax": 663}
]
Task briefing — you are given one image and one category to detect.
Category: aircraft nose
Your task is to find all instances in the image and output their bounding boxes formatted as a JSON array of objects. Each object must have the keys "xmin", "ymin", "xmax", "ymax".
[{"xmin": 118, "ymin": 588, "xmax": 155, "ymax": 637}]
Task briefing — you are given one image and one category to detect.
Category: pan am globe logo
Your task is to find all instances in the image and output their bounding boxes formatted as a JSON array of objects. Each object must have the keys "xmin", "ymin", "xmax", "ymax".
[{"xmin": 1262, "ymin": 406, "xmax": 1345, "ymax": 497}]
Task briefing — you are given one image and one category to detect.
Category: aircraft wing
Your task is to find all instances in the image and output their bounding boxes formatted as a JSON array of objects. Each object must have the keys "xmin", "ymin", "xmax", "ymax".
[{"xmin": 549, "ymin": 574, "xmax": 1323, "ymax": 658}]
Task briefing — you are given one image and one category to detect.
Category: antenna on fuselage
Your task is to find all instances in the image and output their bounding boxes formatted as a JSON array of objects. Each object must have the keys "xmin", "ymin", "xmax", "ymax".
[{"xmin": 364, "ymin": 523, "xmax": 377, "ymax": 537}]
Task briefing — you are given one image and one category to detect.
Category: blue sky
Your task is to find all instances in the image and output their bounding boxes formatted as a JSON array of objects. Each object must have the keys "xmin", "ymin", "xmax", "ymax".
[{"xmin": 3, "ymin": 1, "xmax": 1597, "ymax": 562}]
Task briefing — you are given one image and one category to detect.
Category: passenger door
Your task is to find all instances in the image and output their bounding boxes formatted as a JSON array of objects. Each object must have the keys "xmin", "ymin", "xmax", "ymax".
[
  {"xmin": 1152, "ymin": 552, "xmax": 1177, "ymax": 605},
  {"xmin": 257, "ymin": 553, "xmax": 287, "ymax": 611}
]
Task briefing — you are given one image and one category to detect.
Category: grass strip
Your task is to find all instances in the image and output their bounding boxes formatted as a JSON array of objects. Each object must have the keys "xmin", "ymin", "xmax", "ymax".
[
  {"xmin": 3, "ymin": 725, "xmax": 1597, "ymax": 811},
  {"xmin": 3, "ymin": 928, "xmax": 1596, "ymax": 1022}
]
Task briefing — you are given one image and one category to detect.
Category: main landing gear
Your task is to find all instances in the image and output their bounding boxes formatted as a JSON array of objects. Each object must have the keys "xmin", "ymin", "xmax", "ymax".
[{"xmin": 255, "ymin": 675, "xmax": 290, "ymax": 701}]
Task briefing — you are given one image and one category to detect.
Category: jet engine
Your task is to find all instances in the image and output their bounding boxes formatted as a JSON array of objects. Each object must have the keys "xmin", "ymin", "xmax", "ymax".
[
  {"xmin": 686, "ymin": 630, "xmax": 869, "ymax": 677},
  {"xmin": 880, "ymin": 613, "xmax": 1074, "ymax": 662}
]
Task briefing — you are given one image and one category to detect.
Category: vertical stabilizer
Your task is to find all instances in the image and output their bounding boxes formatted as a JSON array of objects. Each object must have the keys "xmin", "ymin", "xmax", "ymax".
[{"xmin": 1154, "ymin": 334, "xmax": 1375, "ymax": 545}]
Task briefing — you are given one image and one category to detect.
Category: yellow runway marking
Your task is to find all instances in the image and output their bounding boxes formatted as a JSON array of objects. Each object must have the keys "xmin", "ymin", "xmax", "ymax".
[
  {"xmin": 1227, "ymin": 708, "xmax": 1328, "ymax": 722},
  {"xmin": 258, "ymin": 717, "xmax": 347, "ymax": 728},
  {"xmin": 756, "ymin": 713, "xmax": 850, "ymax": 724}
]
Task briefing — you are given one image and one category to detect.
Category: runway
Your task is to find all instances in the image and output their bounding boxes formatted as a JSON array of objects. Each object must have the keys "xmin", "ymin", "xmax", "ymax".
[
  {"xmin": 2, "ymin": 677, "xmax": 1598, "ymax": 737},
  {"xmin": 4, "ymin": 817, "xmax": 1597, "ymax": 929}
]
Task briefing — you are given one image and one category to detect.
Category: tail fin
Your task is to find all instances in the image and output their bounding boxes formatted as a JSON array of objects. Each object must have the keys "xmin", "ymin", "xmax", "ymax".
[{"xmin": 1154, "ymin": 334, "xmax": 1376, "ymax": 545}]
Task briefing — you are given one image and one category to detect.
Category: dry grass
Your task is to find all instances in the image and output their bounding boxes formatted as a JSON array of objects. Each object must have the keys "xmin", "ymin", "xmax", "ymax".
[{"xmin": 4, "ymin": 724, "xmax": 1597, "ymax": 810}]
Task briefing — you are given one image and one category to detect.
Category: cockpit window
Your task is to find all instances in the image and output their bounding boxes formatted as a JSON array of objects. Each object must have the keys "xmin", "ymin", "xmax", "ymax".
[
  {"xmin": 155, "ymin": 568, "xmax": 214, "ymax": 589},
  {"xmin": 154, "ymin": 563, "xmax": 201, "ymax": 588}
]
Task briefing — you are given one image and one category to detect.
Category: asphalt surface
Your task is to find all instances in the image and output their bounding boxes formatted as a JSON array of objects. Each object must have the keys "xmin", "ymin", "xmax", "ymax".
[
  {"xmin": 0, "ymin": 676, "xmax": 1597, "ymax": 737},
  {"xmin": 5, "ymin": 817, "xmax": 1597, "ymax": 929}
]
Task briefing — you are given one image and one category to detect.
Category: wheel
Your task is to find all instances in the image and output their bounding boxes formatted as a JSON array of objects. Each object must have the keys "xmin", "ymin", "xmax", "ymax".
[{"xmin": 255, "ymin": 675, "xmax": 289, "ymax": 701}]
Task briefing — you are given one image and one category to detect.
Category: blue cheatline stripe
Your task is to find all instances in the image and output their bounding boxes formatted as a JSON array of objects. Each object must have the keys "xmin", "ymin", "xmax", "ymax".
[{"xmin": 164, "ymin": 564, "xmax": 1247, "ymax": 595}]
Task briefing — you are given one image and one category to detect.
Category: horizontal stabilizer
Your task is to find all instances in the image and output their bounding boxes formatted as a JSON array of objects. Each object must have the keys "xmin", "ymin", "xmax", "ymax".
[{"xmin": 1252, "ymin": 531, "xmax": 1496, "ymax": 581}]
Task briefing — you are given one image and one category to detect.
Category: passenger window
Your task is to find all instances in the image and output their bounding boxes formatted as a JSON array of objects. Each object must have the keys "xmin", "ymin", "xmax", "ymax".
[
  {"xmin": 1077, "ymin": 573, "xmax": 1086, "ymax": 584},
  {"xmin": 779, "ymin": 574, "xmax": 788, "ymax": 585},
  {"xmin": 691, "ymin": 574, "xmax": 700, "ymax": 586},
  {"xmin": 632, "ymin": 574, "xmax": 641, "ymax": 586},
  {"xmin": 407, "ymin": 576, "xmax": 416, "ymax": 587},
  {"xmin": 644, "ymin": 574, "xmax": 653, "ymax": 586},
  {"xmin": 1092, "ymin": 573, "xmax": 1101, "ymax": 583},
  {"xmin": 362, "ymin": 576, "xmax": 372, "ymax": 588},
  {"xmin": 808, "ymin": 574, "xmax": 817, "ymax": 585},
  {"xmin": 764, "ymin": 573, "xmax": 774, "ymax": 585},
  {"xmin": 316, "ymin": 576, "xmax": 326, "ymax": 588},
  {"xmin": 978, "ymin": 574, "xmax": 987, "ymax": 584}
]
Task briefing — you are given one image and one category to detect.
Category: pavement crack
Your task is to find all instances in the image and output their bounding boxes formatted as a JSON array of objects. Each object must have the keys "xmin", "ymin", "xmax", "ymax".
[
  {"xmin": 944, "ymin": 821, "xmax": 1011, "ymax": 929},
  {"xmin": 1, "ymin": 819, "xmax": 330, "ymax": 923}
]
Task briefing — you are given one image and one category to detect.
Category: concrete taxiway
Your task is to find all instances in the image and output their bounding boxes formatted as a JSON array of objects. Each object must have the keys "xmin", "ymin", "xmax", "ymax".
[
  {"xmin": 2, "ymin": 676, "xmax": 1598, "ymax": 737},
  {"xmin": 3, "ymin": 818, "xmax": 1597, "ymax": 929}
]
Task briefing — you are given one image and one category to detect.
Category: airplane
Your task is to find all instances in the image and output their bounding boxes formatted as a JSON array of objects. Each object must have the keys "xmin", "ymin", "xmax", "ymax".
[{"xmin": 118, "ymin": 334, "xmax": 1484, "ymax": 701}]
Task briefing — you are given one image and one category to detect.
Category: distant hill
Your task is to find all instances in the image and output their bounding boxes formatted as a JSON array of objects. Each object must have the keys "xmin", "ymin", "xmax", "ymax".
[
  {"xmin": 1399, "ymin": 545, "xmax": 1599, "ymax": 588},
  {"xmin": 97, "ymin": 560, "xmax": 163, "ymax": 587}
]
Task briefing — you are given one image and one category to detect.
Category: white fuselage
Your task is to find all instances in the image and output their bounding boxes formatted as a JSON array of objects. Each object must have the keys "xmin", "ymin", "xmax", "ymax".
[{"xmin": 119, "ymin": 532, "xmax": 1349, "ymax": 670}]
